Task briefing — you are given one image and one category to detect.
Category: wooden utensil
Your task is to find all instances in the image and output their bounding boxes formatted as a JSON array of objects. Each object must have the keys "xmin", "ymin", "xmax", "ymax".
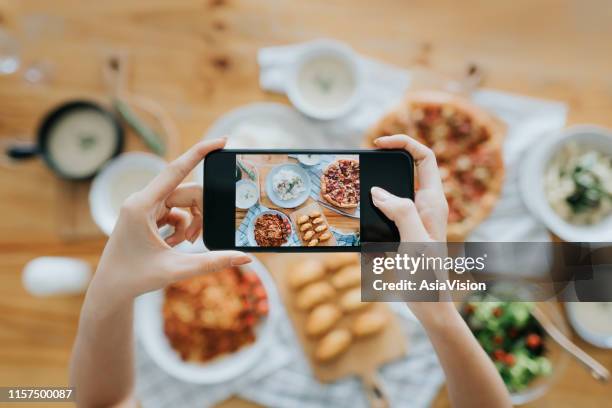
[{"xmin": 532, "ymin": 306, "xmax": 610, "ymax": 382}]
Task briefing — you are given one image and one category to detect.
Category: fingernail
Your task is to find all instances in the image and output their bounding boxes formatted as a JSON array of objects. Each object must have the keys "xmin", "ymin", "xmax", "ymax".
[
  {"xmin": 371, "ymin": 187, "xmax": 391, "ymax": 202},
  {"xmin": 231, "ymin": 255, "xmax": 252, "ymax": 266}
]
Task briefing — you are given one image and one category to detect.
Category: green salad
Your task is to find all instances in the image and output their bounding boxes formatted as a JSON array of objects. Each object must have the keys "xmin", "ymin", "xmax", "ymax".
[{"xmin": 462, "ymin": 297, "xmax": 552, "ymax": 392}]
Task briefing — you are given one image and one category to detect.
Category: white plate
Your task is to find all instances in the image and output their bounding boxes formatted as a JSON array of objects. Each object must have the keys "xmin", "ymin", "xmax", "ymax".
[
  {"xmin": 519, "ymin": 125, "xmax": 612, "ymax": 242},
  {"xmin": 265, "ymin": 163, "xmax": 311, "ymax": 208},
  {"xmin": 135, "ymin": 258, "xmax": 280, "ymax": 384},
  {"xmin": 247, "ymin": 210, "xmax": 293, "ymax": 247},
  {"xmin": 195, "ymin": 103, "xmax": 331, "ymax": 185},
  {"xmin": 235, "ymin": 179, "xmax": 259, "ymax": 209}
]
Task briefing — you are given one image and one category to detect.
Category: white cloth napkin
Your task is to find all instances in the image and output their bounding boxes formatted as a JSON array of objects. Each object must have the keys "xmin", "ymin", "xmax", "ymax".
[{"xmin": 259, "ymin": 40, "xmax": 568, "ymax": 243}]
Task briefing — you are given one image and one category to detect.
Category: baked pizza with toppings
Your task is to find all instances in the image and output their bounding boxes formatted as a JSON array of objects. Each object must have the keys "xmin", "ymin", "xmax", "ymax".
[
  {"xmin": 365, "ymin": 91, "xmax": 505, "ymax": 241},
  {"xmin": 321, "ymin": 159, "xmax": 360, "ymax": 208}
]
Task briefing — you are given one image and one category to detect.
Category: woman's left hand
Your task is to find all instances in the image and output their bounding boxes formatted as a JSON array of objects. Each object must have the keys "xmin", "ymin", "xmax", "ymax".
[{"xmin": 93, "ymin": 138, "xmax": 251, "ymax": 300}]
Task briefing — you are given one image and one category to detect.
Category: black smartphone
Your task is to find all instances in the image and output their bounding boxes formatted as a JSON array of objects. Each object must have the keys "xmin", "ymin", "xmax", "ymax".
[{"xmin": 203, "ymin": 149, "xmax": 413, "ymax": 252}]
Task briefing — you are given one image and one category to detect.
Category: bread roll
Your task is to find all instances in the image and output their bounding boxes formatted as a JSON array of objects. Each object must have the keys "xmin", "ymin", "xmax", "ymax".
[
  {"xmin": 296, "ymin": 281, "xmax": 335, "ymax": 310},
  {"xmin": 314, "ymin": 224, "xmax": 327, "ymax": 233},
  {"xmin": 339, "ymin": 287, "xmax": 370, "ymax": 313},
  {"xmin": 331, "ymin": 264, "xmax": 361, "ymax": 289},
  {"xmin": 352, "ymin": 310, "xmax": 388, "ymax": 338},
  {"xmin": 288, "ymin": 259, "xmax": 325, "ymax": 290},
  {"xmin": 309, "ymin": 211, "xmax": 321, "ymax": 218},
  {"xmin": 300, "ymin": 223, "xmax": 313, "ymax": 232},
  {"xmin": 303, "ymin": 230, "xmax": 315, "ymax": 240},
  {"xmin": 306, "ymin": 303, "xmax": 342, "ymax": 337},
  {"xmin": 297, "ymin": 215, "xmax": 310, "ymax": 225},
  {"xmin": 308, "ymin": 239, "xmax": 319, "ymax": 247},
  {"xmin": 315, "ymin": 329, "xmax": 352, "ymax": 362},
  {"xmin": 324, "ymin": 253, "xmax": 359, "ymax": 270},
  {"xmin": 312, "ymin": 217, "xmax": 324, "ymax": 225},
  {"xmin": 318, "ymin": 231, "xmax": 332, "ymax": 241}
]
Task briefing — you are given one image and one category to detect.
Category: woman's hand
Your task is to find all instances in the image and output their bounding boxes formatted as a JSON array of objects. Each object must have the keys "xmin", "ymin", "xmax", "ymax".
[
  {"xmin": 372, "ymin": 134, "xmax": 511, "ymax": 408},
  {"xmin": 370, "ymin": 134, "xmax": 448, "ymax": 242},
  {"xmin": 94, "ymin": 138, "xmax": 251, "ymax": 301}
]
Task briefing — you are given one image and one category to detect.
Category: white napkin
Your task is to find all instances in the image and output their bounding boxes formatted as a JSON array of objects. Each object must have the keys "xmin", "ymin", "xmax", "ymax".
[{"xmin": 258, "ymin": 40, "xmax": 568, "ymax": 243}]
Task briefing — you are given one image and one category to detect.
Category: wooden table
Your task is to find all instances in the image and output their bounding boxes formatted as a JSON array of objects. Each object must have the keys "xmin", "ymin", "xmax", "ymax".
[{"xmin": 1, "ymin": 0, "xmax": 611, "ymax": 407}]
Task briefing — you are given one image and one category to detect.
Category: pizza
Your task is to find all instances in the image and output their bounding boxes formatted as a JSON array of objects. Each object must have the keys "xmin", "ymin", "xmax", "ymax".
[
  {"xmin": 365, "ymin": 91, "xmax": 505, "ymax": 241},
  {"xmin": 321, "ymin": 159, "xmax": 360, "ymax": 208}
]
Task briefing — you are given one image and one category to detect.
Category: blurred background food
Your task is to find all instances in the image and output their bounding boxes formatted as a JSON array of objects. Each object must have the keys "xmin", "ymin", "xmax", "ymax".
[{"xmin": 1, "ymin": 1, "xmax": 612, "ymax": 407}]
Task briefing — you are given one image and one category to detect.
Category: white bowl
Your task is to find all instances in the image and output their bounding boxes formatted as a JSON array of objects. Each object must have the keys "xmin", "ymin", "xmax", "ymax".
[
  {"xmin": 519, "ymin": 125, "xmax": 612, "ymax": 242},
  {"xmin": 135, "ymin": 258, "xmax": 281, "ymax": 384},
  {"xmin": 235, "ymin": 179, "xmax": 260, "ymax": 209},
  {"xmin": 286, "ymin": 40, "xmax": 363, "ymax": 120},
  {"xmin": 265, "ymin": 163, "xmax": 312, "ymax": 208},
  {"xmin": 89, "ymin": 152, "xmax": 166, "ymax": 236}
]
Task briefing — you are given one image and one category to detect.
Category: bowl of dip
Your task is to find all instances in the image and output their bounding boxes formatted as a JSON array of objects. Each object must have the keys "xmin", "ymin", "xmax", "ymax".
[
  {"xmin": 566, "ymin": 302, "xmax": 612, "ymax": 349},
  {"xmin": 287, "ymin": 40, "xmax": 363, "ymax": 120},
  {"xmin": 236, "ymin": 179, "xmax": 259, "ymax": 209},
  {"xmin": 6, "ymin": 100, "xmax": 124, "ymax": 180},
  {"xmin": 90, "ymin": 152, "xmax": 166, "ymax": 235}
]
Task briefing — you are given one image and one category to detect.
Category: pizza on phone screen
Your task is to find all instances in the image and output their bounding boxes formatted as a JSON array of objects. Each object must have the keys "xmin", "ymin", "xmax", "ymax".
[
  {"xmin": 365, "ymin": 91, "xmax": 506, "ymax": 241},
  {"xmin": 321, "ymin": 159, "xmax": 360, "ymax": 209}
]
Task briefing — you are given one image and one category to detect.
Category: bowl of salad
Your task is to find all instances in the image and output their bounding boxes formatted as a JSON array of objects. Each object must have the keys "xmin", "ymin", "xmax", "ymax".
[{"xmin": 462, "ymin": 294, "xmax": 570, "ymax": 404}]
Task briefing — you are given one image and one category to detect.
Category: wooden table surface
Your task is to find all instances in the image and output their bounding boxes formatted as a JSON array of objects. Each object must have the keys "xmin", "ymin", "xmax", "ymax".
[{"xmin": 1, "ymin": 0, "xmax": 611, "ymax": 407}]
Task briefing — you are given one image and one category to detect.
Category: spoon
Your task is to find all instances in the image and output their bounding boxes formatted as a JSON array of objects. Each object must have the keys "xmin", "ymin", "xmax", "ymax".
[{"xmin": 532, "ymin": 306, "xmax": 610, "ymax": 382}]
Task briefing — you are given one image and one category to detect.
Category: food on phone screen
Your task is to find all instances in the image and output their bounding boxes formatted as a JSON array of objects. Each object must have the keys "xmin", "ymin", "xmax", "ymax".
[
  {"xmin": 331, "ymin": 264, "xmax": 361, "ymax": 289},
  {"xmin": 300, "ymin": 222, "xmax": 313, "ymax": 232},
  {"xmin": 318, "ymin": 231, "xmax": 332, "ymax": 241},
  {"xmin": 321, "ymin": 159, "xmax": 360, "ymax": 208},
  {"xmin": 339, "ymin": 287, "xmax": 370, "ymax": 313},
  {"xmin": 163, "ymin": 267, "xmax": 268, "ymax": 362},
  {"xmin": 545, "ymin": 143, "xmax": 612, "ymax": 224},
  {"xmin": 288, "ymin": 259, "xmax": 326, "ymax": 289},
  {"xmin": 272, "ymin": 168, "xmax": 307, "ymax": 200},
  {"xmin": 312, "ymin": 217, "xmax": 324, "ymax": 225},
  {"xmin": 296, "ymin": 281, "xmax": 336, "ymax": 310},
  {"xmin": 308, "ymin": 238, "xmax": 319, "ymax": 247},
  {"xmin": 352, "ymin": 310, "xmax": 388, "ymax": 338},
  {"xmin": 306, "ymin": 303, "xmax": 342, "ymax": 337},
  {"xmin": 315, "ymin": 328, "xmax": 352, "ymax": 362},
  {"xmin": 254, "ymin": 213, "xmax": 291, "ymax": 247},
  {"xmin": 309, "ymin": 211, "xmax": 322, "ymax": 218},
  {"xmin": 303, "ymin": 230, "xmax": 315, "ymax": 240},
  {"xmin": 366, "ymin": 90, "xmax": 505, "ymax": 241},
  {"xmin": 297, "ymin": 214, "xmax": 310, "ymax": 224},
  {"xmin": 235, "ymin": 180, "xmax": 259, "ymax": 209},
  {"xmin": 314, "ymin": 224, "xmax": 328, "ymax": 233}
]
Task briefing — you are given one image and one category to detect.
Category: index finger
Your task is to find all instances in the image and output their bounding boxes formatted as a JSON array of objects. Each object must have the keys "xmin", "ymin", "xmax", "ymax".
[
  {"xmin": 144, "ymin": 138, "xmax": 226, "ymax": 201},
  {"xmin": 374, "ymin": 134, "xmax": 444, "ymax": 192}
]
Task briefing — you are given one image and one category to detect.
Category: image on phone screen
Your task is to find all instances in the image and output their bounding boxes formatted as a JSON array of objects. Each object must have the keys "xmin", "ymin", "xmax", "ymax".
[{"xmin": 235, "ymin": 154, "xmax": 360, "ymax": 248}]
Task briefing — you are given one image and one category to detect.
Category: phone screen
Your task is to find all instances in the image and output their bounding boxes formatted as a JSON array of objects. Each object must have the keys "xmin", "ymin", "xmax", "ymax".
[
  {"xmin": 203, "ymin": 149, "xmax": 413, "ymax": 252},
  {"xmin": 235, "ymin": 153, "xmax": 360, "ymax": 248}
]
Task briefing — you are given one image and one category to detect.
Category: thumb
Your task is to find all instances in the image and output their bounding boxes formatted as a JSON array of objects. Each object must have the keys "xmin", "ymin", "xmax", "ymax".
[
  {"xmin": 171, "ymin": 250, "xmax": 252, "ymax": 281},
  {"xmin": 370, "ymin": 187, "xmax": 429, "ymax": 242}
]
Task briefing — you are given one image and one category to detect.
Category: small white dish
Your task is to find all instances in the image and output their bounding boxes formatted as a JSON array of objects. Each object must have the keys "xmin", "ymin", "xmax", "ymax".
[
  {"xmin": 565, "ymin": 302, "xmax": 612, "ymax": 349},
  {"xmin": 135, "ymin": 258, "xmax": 281, "ymax": 384},
  {"xmin": 90, "ymin": 152, "xmax": 166, "ymax": 236},
  {"xmin": 235, "ymin": 179, "xmax": 259, "ymax": 209},
  {"xmin": 265, "ymin": 163, "xmax": 311, "ymax": 208},
  {"xmin": 195, "ymin": 103, "xmax": 330, "ymax": 185},
  {"xmin": 286, "ymin": 40, "xmax": 363, "ymax": 120},
  {"xmin": 297, "ymin": 154, "xmax": 321, "ymax": 166},
  {"xmin": 247, "ymin": 210, "xmax": 293, "ymax": 247},
  {"xmin": 519, "ymin": 125, "xmax": 612, "ymax": 242}
]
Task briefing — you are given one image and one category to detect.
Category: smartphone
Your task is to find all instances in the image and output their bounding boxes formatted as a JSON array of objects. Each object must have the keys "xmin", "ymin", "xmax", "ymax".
[{"xmin": 203, "ymin": 149, "xmax": 414, "ymax": 252}]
